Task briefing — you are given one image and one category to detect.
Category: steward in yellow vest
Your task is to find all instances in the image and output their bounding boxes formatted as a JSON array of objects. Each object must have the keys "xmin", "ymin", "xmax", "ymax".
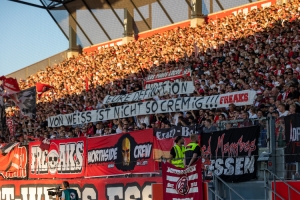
[
  {"xmin": 169, "ymin": 136, "xmax": 185, "ymax": 168},
  {"xmin": 185, "ymin": 134, "xmax": 201, "ymax": 167}
]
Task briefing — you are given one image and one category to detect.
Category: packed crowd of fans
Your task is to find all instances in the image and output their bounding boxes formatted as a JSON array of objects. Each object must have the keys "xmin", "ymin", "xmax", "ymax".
[{"xmin": 1, "ymin": 1, "xmax": 300, "ymax": 147}]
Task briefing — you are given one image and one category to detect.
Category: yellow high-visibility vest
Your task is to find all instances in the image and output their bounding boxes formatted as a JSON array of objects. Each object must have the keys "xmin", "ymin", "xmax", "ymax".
[{"xmin": 171, "ymin": 144, "xmax": 185, "ymax": 168}]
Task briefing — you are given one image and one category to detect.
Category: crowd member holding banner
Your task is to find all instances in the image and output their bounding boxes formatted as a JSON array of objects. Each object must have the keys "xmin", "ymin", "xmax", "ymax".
[
  {"xmin": 185, "ymin": 134, "xmax": 201, "ymax": 168},
  {"xmin": 169, "ymin": 136, "xmax": 185, "ymax": 168}
]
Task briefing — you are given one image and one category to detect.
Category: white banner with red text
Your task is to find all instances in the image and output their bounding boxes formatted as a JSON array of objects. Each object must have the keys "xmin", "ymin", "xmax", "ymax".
[
  {"xmin": 145, "ymin": 69, "xmax": 192, "ymax": 85},
  {"xmin": 162, "ymin": 159, "xmax": 203, "ymax": 200},
  {"xmin": 47, "ymin": 90, "xmax": 256, "ymax": 127}
]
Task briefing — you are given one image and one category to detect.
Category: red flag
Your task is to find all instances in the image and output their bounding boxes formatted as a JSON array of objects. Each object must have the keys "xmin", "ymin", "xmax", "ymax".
[
  {"xmin": 85, "ymin": 77, "xmax": 89, "ymax": 91},
  {"xmin": 39, "ymin": 136, "xmax": 51, "ymax": 151},
  {"xmin": 35, "ymin": 82, "xmax": 54, "ymax": 99},
  {"xmin": 0, "ymin": 76, "xmax": 20, "ymax": 95}
]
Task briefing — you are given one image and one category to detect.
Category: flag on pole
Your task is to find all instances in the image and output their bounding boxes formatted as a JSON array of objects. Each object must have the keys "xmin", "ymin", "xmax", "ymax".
[
  {"xmin": 0, "ymin": 76, "xmax": 20, "ymax": 95},
  {"xmin": 36, "ymin": 82, "xmax": 54, "ymax": 99}
]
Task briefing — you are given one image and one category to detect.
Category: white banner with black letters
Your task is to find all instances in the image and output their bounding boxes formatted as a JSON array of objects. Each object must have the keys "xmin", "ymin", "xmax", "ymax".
[
  {"xmin": 103, "ymin": 81, "xmax": 194, "ymax": 104},
  {"xmin": 47, "ymin": 90, "xmax": 256, "ymax": 127}
]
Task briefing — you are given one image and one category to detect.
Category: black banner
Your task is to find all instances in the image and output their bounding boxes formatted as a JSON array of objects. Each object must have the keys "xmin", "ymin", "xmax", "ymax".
[
  {"xmin": 284, "ymin": 114, "xmax": 300, "ymax": 163},
  {"xmin": 154, "ymin": 125, "xmax": 202, "ymax": 140},
  {"xmin": 9, "ymin": 87, "xmax": 36, "ymax": 119},
  {"xmin": 18, "ymin": 87, "xmax": 36, "ymax": 119},
  {"xmin": 201, "ymin": 126, "xmax": 260, "ymax": 182}
]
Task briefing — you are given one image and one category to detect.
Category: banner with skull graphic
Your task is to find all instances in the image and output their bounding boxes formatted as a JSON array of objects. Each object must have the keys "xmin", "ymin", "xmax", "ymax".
[
  {"xmin": 86, "ymin": 129, "xmax": 158, "ymax": 177},
  {"xmin": 162, "ymin": 159, "xmax": 203, "ymax": 200},
  {"xmin": 29, "ymin": 137, "xmax": 87, "ymax": 179}
]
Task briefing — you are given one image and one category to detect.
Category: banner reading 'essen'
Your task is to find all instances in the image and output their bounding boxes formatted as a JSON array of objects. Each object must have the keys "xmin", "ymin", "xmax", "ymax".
[
  {"xmin": 201, "ymin": 126, "xmax": 260, "ymax": 182},
  {"xmin": 47, "ymin": 90, "xmax": 256, "ymax": 127}
]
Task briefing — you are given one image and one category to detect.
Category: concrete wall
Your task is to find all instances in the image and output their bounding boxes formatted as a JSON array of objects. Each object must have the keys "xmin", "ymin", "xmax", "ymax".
[{"xmin": 6, "ymin": 51, "xmax": 68, "ymax": 80}]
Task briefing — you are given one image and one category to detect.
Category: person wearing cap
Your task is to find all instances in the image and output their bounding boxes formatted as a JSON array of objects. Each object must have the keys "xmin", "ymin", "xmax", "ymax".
[
  {"xmin": 185, "ymin": 134, "xmax": 201, "ymax": 168},
  {"xmin": 169, "ymin": 136, "xmax": 185, "ymax": 168}
]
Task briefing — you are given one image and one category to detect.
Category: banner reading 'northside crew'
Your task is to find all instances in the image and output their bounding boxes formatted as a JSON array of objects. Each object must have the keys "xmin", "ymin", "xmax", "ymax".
[{"xmin": 86, "ymin": 129, "xmax": 157, "ymax": 177}]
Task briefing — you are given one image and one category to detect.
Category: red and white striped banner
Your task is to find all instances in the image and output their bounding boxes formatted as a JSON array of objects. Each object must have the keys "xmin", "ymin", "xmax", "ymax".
[
  {"xmin": 162, "ymin": 159, "xmax": 203, "ymax": 200},
  {"xmin": 6, "ymin": 118, "xmax": 15, "ymax": 136}
]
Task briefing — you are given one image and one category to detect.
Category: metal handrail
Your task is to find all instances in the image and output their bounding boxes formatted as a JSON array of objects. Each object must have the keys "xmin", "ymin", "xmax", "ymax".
[
  {"xmin": 263, "ymin": 168, "xmax": 300, "ymax": 200},
  {"xmin": 220, "ymin": 117, "xmax": 267, "ymax": 124},
  {"xmin": 263, "ymin": 170, "xmax": 285, "ymax": 200},
  {"xmin": 208, "ymin": 187, "xmax": 224, "ymax": 200},
  {"xmin": 212, "ymin": 173, "xmax": 245, "ymax": 200},
  {"xmin": 264, "ymin": 168, "xmax": 300, "ymax": 195}
]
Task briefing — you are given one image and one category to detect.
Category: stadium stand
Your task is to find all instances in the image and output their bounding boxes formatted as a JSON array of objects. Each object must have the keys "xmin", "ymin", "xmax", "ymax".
[{"xmin": 2, "ymin": 0, "xmax": 300, "ymax": 146}]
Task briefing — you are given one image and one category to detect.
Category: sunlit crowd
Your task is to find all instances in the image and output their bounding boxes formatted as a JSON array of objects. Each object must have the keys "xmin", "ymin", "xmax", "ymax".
[{"xmin": 1, "ymin": 1, "xmax": 300, "ymax": 148}]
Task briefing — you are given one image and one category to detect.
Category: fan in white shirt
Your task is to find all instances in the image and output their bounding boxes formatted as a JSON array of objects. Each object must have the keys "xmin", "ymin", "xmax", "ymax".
[{"xmin": 277, "ymin": 104, "xmax": 289, "ymax": 117}]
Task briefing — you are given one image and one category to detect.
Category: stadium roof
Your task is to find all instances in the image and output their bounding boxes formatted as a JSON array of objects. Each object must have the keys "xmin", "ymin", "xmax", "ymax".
[
  {"xmin": 9, "ymin": 0, "xmax": 251, "ymax": 48},
  {"xmin": 9, "ymin": 0, "xmax": 75, "ymax": 9},
  {"xmin": 9, "ymin": 0, "xmax": 168, "ymax": 47}
]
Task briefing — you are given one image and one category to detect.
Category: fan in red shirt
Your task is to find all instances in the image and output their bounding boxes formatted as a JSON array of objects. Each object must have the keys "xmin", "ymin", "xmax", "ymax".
[
  {"xmin": 274, "ymin": 65, "xmax": 284, "ymax": 76},
  {"xmin": 85, "ymin": 101, "xmax": 94, "ymax": 111},
  {"xmin": 86, "ymin": 123, "xmax": 95, "ymax": 137}
]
